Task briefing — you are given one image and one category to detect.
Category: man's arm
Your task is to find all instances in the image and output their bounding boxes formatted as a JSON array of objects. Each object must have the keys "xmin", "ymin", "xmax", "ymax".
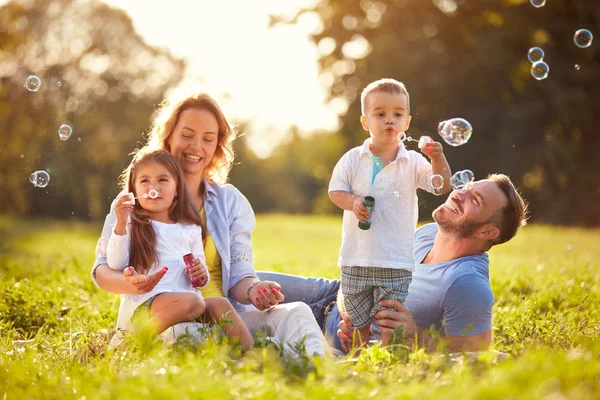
[{"xmin": 374, "ymin": 300, "xmax": 492, "ymax": 352}]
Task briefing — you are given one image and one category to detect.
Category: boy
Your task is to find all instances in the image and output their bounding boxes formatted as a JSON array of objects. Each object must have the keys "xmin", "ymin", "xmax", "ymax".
[{"xmin": 328, "ymin": 78, "xmax": 451, "ymax": 348}]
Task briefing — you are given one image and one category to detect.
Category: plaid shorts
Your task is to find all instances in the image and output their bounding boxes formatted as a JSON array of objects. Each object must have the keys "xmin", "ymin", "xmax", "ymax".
[{"xmin": 340, "ymin": 266, "xmax": 412, "ymax": 329}]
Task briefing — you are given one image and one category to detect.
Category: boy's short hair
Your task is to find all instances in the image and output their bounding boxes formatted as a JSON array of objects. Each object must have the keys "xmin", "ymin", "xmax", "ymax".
[{"xmin": 360, "ymin": 78, "xmax": 410, "ymax": 116}]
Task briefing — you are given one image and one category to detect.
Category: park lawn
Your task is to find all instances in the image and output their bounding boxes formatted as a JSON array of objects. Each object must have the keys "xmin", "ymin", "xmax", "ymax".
[{"xmin": 0, "ymin": 215, "xmax": 599, "ymax": 399}]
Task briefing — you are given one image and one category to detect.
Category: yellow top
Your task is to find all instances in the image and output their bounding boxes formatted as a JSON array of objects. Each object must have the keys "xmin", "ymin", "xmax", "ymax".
[{"xmin": 200, "ymin": 207, "xmax": 224, "ymax": 298}]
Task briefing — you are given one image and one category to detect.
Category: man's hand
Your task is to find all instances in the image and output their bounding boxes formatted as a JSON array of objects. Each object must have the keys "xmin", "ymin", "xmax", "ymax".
[
  {"xmin": 123, "ymin": 265, "xmax": 167, "ymax": 294},
  {"xmin": 337, "ymin": 311, "xmax": 359, "ymax": 353},
  {"xmin": 250, "ymin": 280, "xmax": 285, "ymax": 310},
  {"xmin": 374, "ymin": 299, "xmax": 419, "ymax": 345}
]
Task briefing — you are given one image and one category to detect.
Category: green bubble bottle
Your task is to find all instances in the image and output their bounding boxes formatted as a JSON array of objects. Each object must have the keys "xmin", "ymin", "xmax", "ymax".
[{"xmin": 358, "ymin": 196, "xmax": 375, "ymax": 230}]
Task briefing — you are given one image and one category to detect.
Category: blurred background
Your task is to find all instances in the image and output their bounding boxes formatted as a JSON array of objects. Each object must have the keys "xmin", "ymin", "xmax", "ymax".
[{"xmin": 0, "ymin": 0, "xmax": 598, "ymax": 225}]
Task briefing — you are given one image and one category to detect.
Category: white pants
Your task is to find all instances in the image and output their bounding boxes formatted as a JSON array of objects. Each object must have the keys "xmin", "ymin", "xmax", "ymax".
[
  {"xmin": 239, "ymin": 301, "xmax": 329, "ymax": 357},
  {"xmin": 156, "ymin": 301, "xmax": 328, "ymax": 357}
]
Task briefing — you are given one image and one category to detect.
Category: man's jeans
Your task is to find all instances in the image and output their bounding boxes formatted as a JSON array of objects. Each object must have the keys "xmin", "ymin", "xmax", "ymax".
[{"xmin": 256, "ymin": 271, "xmax": 344, "ymax": 350}]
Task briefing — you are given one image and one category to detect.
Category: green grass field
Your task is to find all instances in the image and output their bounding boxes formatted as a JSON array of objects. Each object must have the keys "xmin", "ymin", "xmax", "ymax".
[{"xmin": 1, "ymin": 215, "xmax": 599, "ymax": 399}]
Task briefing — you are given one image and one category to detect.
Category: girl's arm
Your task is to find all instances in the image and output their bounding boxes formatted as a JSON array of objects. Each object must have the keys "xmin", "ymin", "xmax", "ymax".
[
  {"xmin": 95, "ymin": 263, "xmax": 166, "ymax": 295},
  {"xmin": 92, "ymin": 194, "xmax": 165, "ymax": 294}
]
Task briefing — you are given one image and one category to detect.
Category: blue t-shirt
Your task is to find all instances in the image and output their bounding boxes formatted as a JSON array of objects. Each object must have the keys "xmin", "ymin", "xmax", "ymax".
[{"xmin": 404, "ymin": 223, "xmax": 494, "ymax": 336}]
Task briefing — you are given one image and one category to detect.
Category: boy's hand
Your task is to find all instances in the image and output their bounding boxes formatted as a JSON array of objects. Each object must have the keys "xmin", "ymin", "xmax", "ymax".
[
  {"xmin": 352, "ymin": 196, "xmax": 371, "ymax": 223},
  {"xmin": 187, "ymin": 257, "xmax": 209, "ymax": 287},
  {"xmin": 114, "ymin": 195, "xmax": 134, "ymax": 235},
  {"xmin": 420, "ymin": 140, "xmax": 444, "ymax": 161}
]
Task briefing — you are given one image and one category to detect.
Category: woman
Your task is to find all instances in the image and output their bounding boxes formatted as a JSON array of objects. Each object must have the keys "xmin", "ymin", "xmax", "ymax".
[{"xmin": 92, "ymin": 92, "xmax": 327, "ymax": 356}]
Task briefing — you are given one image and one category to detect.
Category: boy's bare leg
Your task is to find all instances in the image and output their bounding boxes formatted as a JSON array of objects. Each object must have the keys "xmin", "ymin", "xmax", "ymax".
[
  {"xmin": 204, "ymin": 297, "xmax": 254, "ymax": 348},
  {"xmin": 354, "ymin": 324, "xmax": 372, "ymax": 350},
  {"xmin": 149, "ymin": 292, "xmax": 206, "ymax": 334}
]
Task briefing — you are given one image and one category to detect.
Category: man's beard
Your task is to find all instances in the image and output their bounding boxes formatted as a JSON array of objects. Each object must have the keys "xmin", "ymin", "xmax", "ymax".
[{"xmin": 433, "ymin": 207, "xmax": 486, "ymax": 239}]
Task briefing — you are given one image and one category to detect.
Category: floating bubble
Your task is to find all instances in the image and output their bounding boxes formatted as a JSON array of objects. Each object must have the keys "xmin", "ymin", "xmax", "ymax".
[
  {"xmin": 57, "ymin": 81, "xmax": 62, "ymax": 87},
  {"xmin": 575, "ymin": 64, "xmax": 580, "ymax": 70},
  {"xmin": 418, "ymin": 136, "xmax": 433, "ymax": 149},
  {"xmin": 29, "ymin": 170, "xmax": 50, "ymax": 188},
  {"xmin": 58, "ymin": 124, "xmax": 72, "ymax": 141},
  {"xmin": 431, "ymin": 174, "xmax": 444, "ymax": 190},
  {"xmin": 460, "ymin": 169, "xmax": 474, "ymax": 183},
  {"xmin": 531, "ymin": 61, "xmax": 549, "ymax": 80},
  {"xmin": 527, "ymin": 47, "xmax": 544, "ymax": 63},
  {"xmin": 437, "ymin": 118, "xmax": 473, "ymax": 147},
  {"xmin": 148, "ymin": 189, "xmax": 159, "ymax": 199},
  {"xmin": 574, "ymin": 29, "xmax": 593, "ymax": 48},
  {"xmin": 24, "ymin": 75, "xmax": 41, "ymax": 92},
  {"xmin": 450, "ymin": 169, "xmax": 474, "ymax": 191},
  {"xmin": 530, "ymin": 0, "xmax": 546, "ymax": 7},
  {"xmin": 392, "ymin": 190, "xmax": 400, "ymax": 198}
]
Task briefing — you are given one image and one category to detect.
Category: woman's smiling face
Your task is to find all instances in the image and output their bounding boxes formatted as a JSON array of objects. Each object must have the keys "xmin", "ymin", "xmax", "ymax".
[{"xmin": 166, "ymin": 108, "xmax": 219, "ymax": 178}]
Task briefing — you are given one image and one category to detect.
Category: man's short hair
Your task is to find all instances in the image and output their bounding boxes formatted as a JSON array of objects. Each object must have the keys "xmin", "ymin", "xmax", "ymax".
[
  {"xmin": 487, "ymin": 174, "xmax": 528, "ymax": 246},
  {"xmin": 360, "ymin": 78, "xmax": 410, "ymax": 116}
]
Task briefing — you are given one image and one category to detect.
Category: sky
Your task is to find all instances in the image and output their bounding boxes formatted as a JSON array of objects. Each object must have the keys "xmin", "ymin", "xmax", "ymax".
[{"xmin": 101, "ymin": 0, "xmax": 340, "ymax": 156}]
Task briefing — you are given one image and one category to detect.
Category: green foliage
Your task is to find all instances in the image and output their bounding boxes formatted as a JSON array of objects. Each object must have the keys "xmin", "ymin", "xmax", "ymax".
[
  {"xmin": 0, "ymin": 0, "xmax": 185, "ymax": 219},
  {"xmin": 272, "ymin": 0, "xmax": 600, "ymax": 226},
  {"xmin": 1, "ymin": 217, "xmax": 599, "ymax": 398}
]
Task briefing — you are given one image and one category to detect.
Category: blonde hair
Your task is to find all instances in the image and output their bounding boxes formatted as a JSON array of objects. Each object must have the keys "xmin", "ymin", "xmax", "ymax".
[
  {"xmin": 119, "ymin": 149, "xmax": 204, "ymax": 274},
  {"xmin": 360, "ymin": 78, "xmax": 410, "ymax": 116},
  {"xmin": 146, "ymin": 92, "xmax": 237, "ymax": 184}
]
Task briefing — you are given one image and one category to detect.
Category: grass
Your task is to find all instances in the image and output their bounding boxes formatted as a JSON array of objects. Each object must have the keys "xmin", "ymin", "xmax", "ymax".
[{"xmin": 0, "ymin": 215, "xmax": 599, "ymax": 399}]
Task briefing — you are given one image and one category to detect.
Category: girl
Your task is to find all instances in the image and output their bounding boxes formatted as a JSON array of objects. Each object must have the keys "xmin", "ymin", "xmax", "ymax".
[{"xmin": 106, "ymin": 149, "xmax": 253, "ymax": 348}]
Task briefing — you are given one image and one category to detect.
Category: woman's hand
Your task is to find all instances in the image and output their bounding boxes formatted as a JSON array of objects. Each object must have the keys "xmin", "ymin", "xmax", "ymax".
[
  {"xmin": 249, "ymin": 280, "xmax": 285, "ymax": 310},
  {"xmin": 123, "ymin": 265, "xmax": 167, "ymax": 294},
  {"xmin": 186, "ymin": 258, "xmax": 209, "ymax": 287}
]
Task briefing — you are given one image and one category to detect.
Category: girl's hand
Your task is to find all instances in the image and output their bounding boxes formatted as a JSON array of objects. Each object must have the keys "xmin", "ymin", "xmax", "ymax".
[
  {"xmin": 114, "ymin": 195, "xmax": 134, "ymax": 235},
  {"xmin": 124, "ymin": 265, "xmax": 167, "ymax": 294},
  {"xmin": 352, "ymin": 196, "xmax": 371, "ymax": 223},
  {"xmin": 250, "ymin": 280, "xmax": 285, "ymax": 310},
  {"xmin": 187, "ymin": 258, "xmax": 209, "ymax": 287},
  {"xmin": 420, "ymin": 141, "xmax": 444, "ymax": 161}
]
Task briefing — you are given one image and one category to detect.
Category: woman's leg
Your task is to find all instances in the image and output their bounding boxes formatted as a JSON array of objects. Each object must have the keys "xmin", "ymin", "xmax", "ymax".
[
  {"xmin": 239, "ymin": 302, "xmax": 329, "ymax": 357},
  {"xmin": 204, "ymin": 297, "xmax": 254, "ymax": 348},
  {"xmin": 149, "ymin": 292, "xmax": 206, "ymax": 334},
  {"xmin": 256, "ymin": 271, "xmax": 340, "ymax": 328}
]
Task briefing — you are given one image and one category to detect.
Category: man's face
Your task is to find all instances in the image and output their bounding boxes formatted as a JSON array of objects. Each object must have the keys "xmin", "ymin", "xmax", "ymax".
[{"xmin": 433, "ymin": 179, "xmax": 509, "ymax": 238}]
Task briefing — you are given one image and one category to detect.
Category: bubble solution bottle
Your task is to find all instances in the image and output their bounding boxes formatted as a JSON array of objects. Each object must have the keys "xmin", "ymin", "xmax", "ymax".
[{"xmin": 358, "ymin": 196, "xmax": 375, "ymax": 230}]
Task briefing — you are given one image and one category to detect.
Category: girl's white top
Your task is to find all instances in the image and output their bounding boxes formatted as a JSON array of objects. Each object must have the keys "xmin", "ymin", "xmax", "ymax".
[
  {"xmin": 106, "ymin": 221, "xmax": 208, "ymax": 330},
  {"xmin": 92, "ymin": 181, "xmax": 258, "ymax": 330}
]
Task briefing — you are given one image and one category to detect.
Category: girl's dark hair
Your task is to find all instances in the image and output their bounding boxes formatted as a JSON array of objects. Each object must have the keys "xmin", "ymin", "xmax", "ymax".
[{"xmin": 119, "ymin": 149, "xmax": 203, "ymax": 274}]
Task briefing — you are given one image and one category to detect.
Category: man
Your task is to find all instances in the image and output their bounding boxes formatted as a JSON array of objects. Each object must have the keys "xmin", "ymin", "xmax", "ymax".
[{"xmin": 334, "ymin": 173, "xmax": 528, "ymax": 352}]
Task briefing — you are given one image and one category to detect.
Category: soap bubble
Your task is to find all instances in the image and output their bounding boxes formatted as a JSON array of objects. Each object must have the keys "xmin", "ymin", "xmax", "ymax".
[
  {"xmin": 527, "ymin": 47, "xmax": 544, "ymax": 63},
  {"xmin": 148, "ymin": 189, "xmax": 159, "ymax": 199},
  {"xmin": 574, "ymin": 29, "xmax": 593, "ymax": 48},
  {"xmin": 29, "ymin": 170, "xmax": 50, "ymax": 188},
  {"xmin": 58, "ymin": 124, "xmax": 73, "ymax": 141},
  {"xmin": 393, "ymin": 190, "xmax": 400, "ymax": 198},
  {"xmin": 575, "ymin": 64, "xmax": 580, "ymax": 70},
  {"xmin": 451, "ymin": 169, "xmax": 474, "ymax": 191},
  {"xmin": 431, "ymin": 174, "xmax": 444, "ymax": 190},
  {"xmin": 531, "ymin": 61, "xmax": 550, "ymax": 80},
  {"xmin": 437, "ymin": 118, "xmax": 473, "ymax": 147},
  {"xmin": 418, "ymin": 136, "xmax": 433, "ymax": 149},
  {"xmin": 24, "ymin": 75, "xmax": 41, "ymax": 92},
  {"xmin": 530, "ymin": 0, "xmax": 546, "ymax": 7}
]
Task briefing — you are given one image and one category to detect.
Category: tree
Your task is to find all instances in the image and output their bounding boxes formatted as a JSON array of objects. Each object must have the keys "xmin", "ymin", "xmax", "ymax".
[
  {"xmin": 272, "ymin": 0, "xmax": 600, "ymax": 225},
  {"xmin": 0, "ymin": 0, "xmax": 185, "ymax": 219}
]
